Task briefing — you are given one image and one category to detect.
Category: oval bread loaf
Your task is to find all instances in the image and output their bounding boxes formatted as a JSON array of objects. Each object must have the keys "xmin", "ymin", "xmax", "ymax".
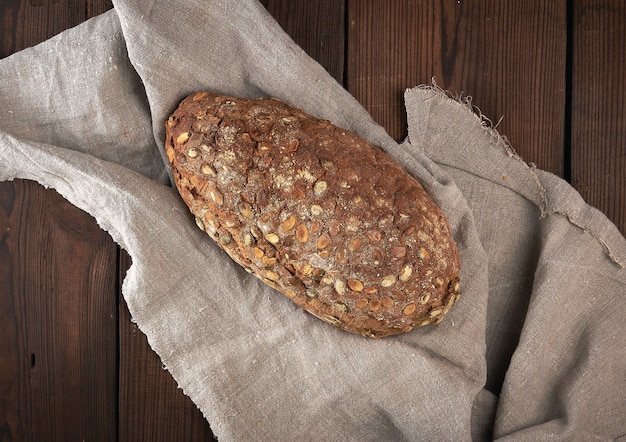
[{"xmin": 165, "ymin": 92, "xmax": 461, "ymax": 338}]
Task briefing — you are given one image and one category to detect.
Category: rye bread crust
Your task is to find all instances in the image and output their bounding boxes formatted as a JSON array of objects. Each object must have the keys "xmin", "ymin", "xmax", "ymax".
[{"xmin": 165, "ymin": 91, "xmax": 460, "ymax": 338}]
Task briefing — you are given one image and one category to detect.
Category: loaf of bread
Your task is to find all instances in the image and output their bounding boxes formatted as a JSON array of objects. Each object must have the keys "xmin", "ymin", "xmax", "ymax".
[{"xmin": 165, "ymin": 92, "xmax": 460, "ymax": 338}]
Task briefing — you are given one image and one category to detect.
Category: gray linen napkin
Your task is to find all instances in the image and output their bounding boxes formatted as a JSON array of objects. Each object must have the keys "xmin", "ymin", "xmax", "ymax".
[{"xmin": 1, "ymin": 1, "xmax": 624, "ymax": 440}]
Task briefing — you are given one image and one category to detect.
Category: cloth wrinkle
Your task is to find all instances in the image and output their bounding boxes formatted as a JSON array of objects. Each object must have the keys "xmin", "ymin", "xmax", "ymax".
[
  {"xmin": 408, "ymin": 85, "xmax": 625, "ymax": 268},
  {"xmin": 1, "ymin": 1, "xmax": 625, "ymax": 440}
]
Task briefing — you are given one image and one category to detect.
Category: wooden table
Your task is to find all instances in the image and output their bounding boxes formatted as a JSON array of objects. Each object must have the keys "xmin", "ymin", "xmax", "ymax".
[{"xmin": 1, "ymin": 1, "xmax": 624, "ymax": 440}]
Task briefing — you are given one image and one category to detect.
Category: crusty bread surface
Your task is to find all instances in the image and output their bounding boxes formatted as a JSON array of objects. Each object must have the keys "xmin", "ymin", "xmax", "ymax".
[{"xmin": 165, "ymin": 91, "xmax": 461, "ymax": 337}]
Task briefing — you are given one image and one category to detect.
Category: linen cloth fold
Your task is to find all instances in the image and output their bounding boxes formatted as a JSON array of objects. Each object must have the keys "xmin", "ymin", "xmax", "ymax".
[{"xmin": 1, "ymin": 1, "xmax": 624, "ymax": 440}]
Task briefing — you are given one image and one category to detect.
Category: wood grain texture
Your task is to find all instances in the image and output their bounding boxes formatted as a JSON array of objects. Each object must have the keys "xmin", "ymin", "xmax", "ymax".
[
  {"xmin": 346, "ymin": 0, "xmax": 567, "ymax": 177},
  {"xmin": 570, "ymin": 0, "xmax": 626, "ymax": 236},
  {"xmin": 0, "ymin": 0, "xmax": 112, "ymax": 58},
  {"xmin": 344, "ymin": 0, "xmax": 567, "ymax": 396},
  {"xmin": 1, "ymin": 0, "xmax": 626, "ymax": 439},
  {"xmin": 1, "ymin": 1, "xmax": 117, "ymax": 441},
  {"xmin": 118, "ymin": 252, "xmax": 216, "ymax": 441},
  {"xmin": 260, "ymin": 0, "xmax": 345, "ymax": 83},
  {"xmin": 0, "ymin": 180, "xmax": 118, "ymax": 441}
]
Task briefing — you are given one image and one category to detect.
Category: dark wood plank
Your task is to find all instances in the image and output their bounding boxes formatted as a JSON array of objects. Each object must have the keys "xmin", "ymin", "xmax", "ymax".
[
  {"xmin": 346, "ymin": 0, "xmax": 567, "ymax": 177},
  {"xmin": 260, "ymin": 0, "xmax": 345, "ymax": 84},
  {"xmin": 0, "ymin": 0, "xmax": 113, "ymax": 58},
  {"xmin": 118, "ymin": 251, "xmax": 217, "ymax": 441},
  {"xmin": 571, "ymin": 0, "xmax": 626, "ymax": 236},
  {"xmin": 346, "ymin": 1, "xmax": 568, "ymax": 396},
  {"xmin": 6, "ymin": 0, "xmax": 623, "ymax": 439},
  {"xmin": 0, "ymin": 180, "xmax": 118, "ymax": 441},
  {"xmin": 1, "ymin": 1, "xmax": 116, "ymax": 440}
]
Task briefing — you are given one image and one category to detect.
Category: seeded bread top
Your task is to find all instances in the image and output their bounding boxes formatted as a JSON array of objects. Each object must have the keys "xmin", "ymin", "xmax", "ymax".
[{"xmin": 165, "ymin": 91, "xmax": 460, "ymax": 337}]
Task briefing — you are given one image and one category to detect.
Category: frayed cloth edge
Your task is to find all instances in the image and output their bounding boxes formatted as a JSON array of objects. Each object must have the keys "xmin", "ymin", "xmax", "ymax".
[{"xmin": 411, "ymin": 80, "xmax": 625, "ymax": 269}]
